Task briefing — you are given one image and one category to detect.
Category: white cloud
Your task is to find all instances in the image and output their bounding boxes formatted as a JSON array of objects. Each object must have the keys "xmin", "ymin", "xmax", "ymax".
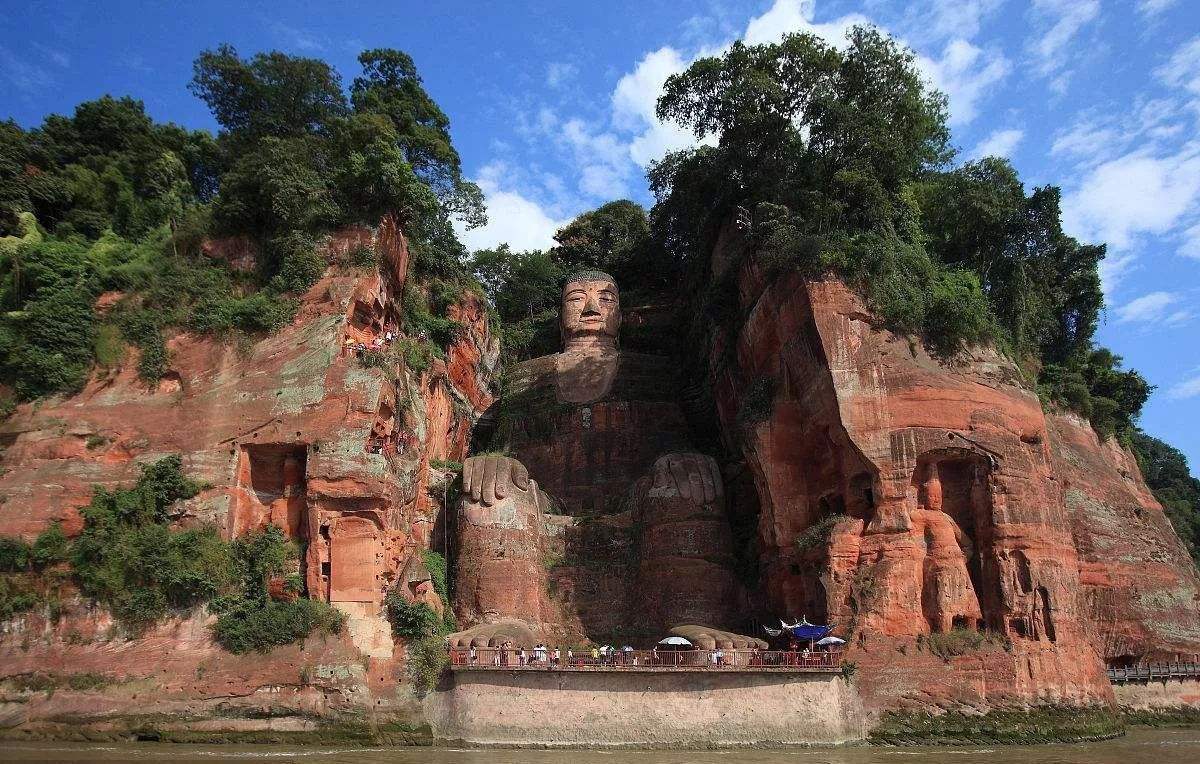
[
  {"xmin": 969, "ymin": 128, "xmax": 1024, "ymax": 159},
  {"xmin": 1062, "ymin": 147, "xmax": 1200, "ymax": 251},
  {"xmin": 30, "ymin": 42, "xmax": 69, "ymax": 69},
  {"xmin": 1116, "ymin": 291, "xmax": 1181, "ymax": 323},
  {"xmin": 1026, "ymin": 0, "xmax": 1100, "ymax": 83},
  {"xmin": 922, "ymin": 0, "xmax": 1003, "ymax": 41},
  {"xmin": 1099, "ymin": 253, "xmax": 1139, "ymax": 295},
  {"xmin": 546, "ymin": 62, "xmax": 577, "ymax": 88},
  {"xmin": 267, "ymin": 21, "xmax": 326, "ymax": 52},
  {"xmin": 919, "ymin": 39, "xmax": 1012, "ymax": 126},
  {"xmin": 743, "ymin": 0, "xmax": 868, "ymax": 47},
  {"xmin": 1156, "ymin": 35, "xmax": 1200, "ymax": 100},
  {"xmin": 0, "ymin": 44, "xmax": 54, "ymax": 93},
  {"xmin": 1139, "ymin": 0, "xmax": 1179, "ymax": 17},
  {"xmin": 1051, "ymin": 119, "xmax": 1121, "ymax": 163},
  {"xmin": 1182, "ymin": 222, "xmax": 1200, "ymax": 259},
  {"xmin": 611, "ymin": 46, "xmax": 700, "ymax": 167},
  {"xmin": 455, "ymin": 162, "xmax": 571, "ymax": 252},
  {"xmin": 1165, "ymin": 372, "xmax": 1200, "ymax": 401}
]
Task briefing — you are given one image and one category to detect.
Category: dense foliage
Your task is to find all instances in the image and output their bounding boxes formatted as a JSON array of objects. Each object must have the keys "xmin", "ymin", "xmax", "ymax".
[
  {"xmin": 1133, "ymin": 433, "xmax": 1200, "ymax": 567},
  {"xmin": 645, "ymin": 26, "xmax": 1149, "ymax": 441},
  {"xmin": 0, "ymin": 45, "xmax": 482, "ymax": 401},
  {"xmin": 384, "ymin": 549, "xmax": 454, "ymax": 639},
  {"xmin": 0, "ymin": 456, "xmax": 343, "ymax": 650}
]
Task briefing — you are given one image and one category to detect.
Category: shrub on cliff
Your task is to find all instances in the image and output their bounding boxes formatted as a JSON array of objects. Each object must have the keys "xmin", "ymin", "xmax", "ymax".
[
  {"xmin": 212, "ymin": 598, "xmax": 345, "ymax": 654},
  {"xmin": 385, "ymin": 594, "xmax": 442, "ymax": 639},
  {"xmin": 1133, "ymin": 432, "xmax": 1200, "ymax": 569},
  {"xmin": 210, "ymin": 524, "xmax": 345, "ymax": 653},
  {"xmin": 70, "ymin": 457, "xmax": 235, "ymax": 627}
]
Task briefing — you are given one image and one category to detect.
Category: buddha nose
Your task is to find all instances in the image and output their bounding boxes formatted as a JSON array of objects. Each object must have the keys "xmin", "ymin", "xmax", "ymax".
[{"xmin": 582, "ymin": 294, "xmax": 600, "ymax": 315}]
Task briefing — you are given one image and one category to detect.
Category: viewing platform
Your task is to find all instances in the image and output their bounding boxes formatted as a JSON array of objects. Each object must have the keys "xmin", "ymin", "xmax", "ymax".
[
  {"xmin": 448, "ymin": 647, "xmax": 844, "ymax": 673},
  {"xmin": 1108, "ymin": 662, "xmax": 1200, "ymax": 683}
]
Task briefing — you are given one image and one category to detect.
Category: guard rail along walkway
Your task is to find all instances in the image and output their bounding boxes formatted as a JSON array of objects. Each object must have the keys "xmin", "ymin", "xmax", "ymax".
[
  {"xmin": 1107, "ymin": 662, "xmax": 1200, "ymax": 683},
  {"xmin": 448, "ymin": 647, "xmax": 844, "ymax": 673}
]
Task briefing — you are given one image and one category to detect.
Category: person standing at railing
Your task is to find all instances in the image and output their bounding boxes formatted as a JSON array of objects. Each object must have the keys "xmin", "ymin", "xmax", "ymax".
[
  {"xmin": 469, "ymin": 645, "xmax": 477, "ymax": 665},
  {"xmin": 591, "ymin": 646, "xmax": 599, "ymax": 665},
  {"xmin": 552, "ymin": 646, "xmax": 561, "ymax": 666}
]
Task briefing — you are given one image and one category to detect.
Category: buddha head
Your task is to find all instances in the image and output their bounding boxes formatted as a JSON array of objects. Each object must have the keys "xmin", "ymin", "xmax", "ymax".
[{"xmin": 560, "ymin": 270, "xmax": 620, "ymax": 350}]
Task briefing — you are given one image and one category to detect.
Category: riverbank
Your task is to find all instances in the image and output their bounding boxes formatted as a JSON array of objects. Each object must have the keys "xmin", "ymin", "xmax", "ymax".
[
  {"xmin": 3, "ymin": 728, "xmax": 1200, "ymax": 764},
  {"xmin": 867, "ymin": 707, "xmax": 1126, "ymax": 746}
]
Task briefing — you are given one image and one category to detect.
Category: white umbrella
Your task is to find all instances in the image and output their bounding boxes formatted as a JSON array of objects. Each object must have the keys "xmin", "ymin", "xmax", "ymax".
[
  {"xmin": 658, "ymin": 636, "xmax": 693, "ymax": 647},
  {"xmin": 817, "ymin": 636, "xmax": 845, "ymax": 646}
]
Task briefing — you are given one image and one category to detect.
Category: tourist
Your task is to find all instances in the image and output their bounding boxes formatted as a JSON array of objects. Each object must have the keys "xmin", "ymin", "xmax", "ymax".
[
  {"xmin": 566, "ymin": 647, "xmax": 574, "ymax": 665},
  {"xmin": 622, "ymin": 645, "xmax": 633, "ymax": 665},
  {"xmin": 590, "ymin": 645, "xmax": 599, "ymax": 664},
  {"xmin": 518, "ymin": 647, "xmax": 526, "ymax": 666},
  {"xmin": 535, "ymin": 642, "xmax": 548, "ymax": 663},
  {"xmin": 552, "ymin": 646, "xmax": 561, "ymax": 666},
  {"xmin": 651, "ymin": 646, "xmax": 659, "ymax": 665},
  {"xmin": 469, "ymin": 645, "xmax": 477, "ymax": 665},
  {"xmin": 499, "ymin": 642, "xmax": 509, "ymax": 667}
]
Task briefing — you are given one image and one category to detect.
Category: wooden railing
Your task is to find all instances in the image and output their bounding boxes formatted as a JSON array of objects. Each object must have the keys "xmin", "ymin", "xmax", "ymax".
[
  {"xmin": 448, "ymin": 647, "xmax": 843, "ymax": 671},
  {"xmin": 1107, "ymin": 662, "xmax": 1200, "ymax": 682}
]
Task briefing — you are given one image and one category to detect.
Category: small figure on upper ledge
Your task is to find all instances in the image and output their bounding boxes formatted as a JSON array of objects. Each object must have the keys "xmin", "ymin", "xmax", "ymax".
[{"xmin": 447, "ymin": 269, "xmax": 765, "ymax": 652}]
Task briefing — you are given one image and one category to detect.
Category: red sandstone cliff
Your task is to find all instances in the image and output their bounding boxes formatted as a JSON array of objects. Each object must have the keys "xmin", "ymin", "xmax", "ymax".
[
  {"xmin": 706, "ymin": 224, "xmax": 1200, "ymax": 713},
  {"xmin": 2, "ymin": 214, "xmax": 1199, "ymax": 737},
  {"xmin": 0, "ymin": 219, "xmax": 497, "ymax": 734}
]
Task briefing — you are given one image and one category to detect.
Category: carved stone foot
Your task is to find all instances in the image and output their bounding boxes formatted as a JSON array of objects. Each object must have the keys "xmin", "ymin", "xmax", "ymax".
[
  {"xmin": 669, "ymin": 624, "xmax": 769, "ymax": 649},
  {"xmin": 447, "ymin": 619, "xmax": 540, "ymax": 649}
]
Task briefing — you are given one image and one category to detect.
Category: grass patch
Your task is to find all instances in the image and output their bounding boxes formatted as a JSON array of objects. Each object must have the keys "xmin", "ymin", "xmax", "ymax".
[
  {"xmin": 1122, "ymin": 706, "xmax": 1200, "ymax": 728},
  {"xmin": 406, "ymin": 635, "xmax": 449, "ymax": 698},
  {"xmin": 795, "ymin": 513, "xmax": 848, "ymax": 553},
  {"xmin": 870, "ymin": 707, "xmax": 1125, "ymax": 745},
  {"xmin": 918, "ymin": 627, "xmax": 1009, "ymax": 660}
]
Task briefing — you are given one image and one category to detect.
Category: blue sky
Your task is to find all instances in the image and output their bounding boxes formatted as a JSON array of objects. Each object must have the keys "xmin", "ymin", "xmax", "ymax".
[{"xmin": 2, "ymin": 0, "xmax": 1199, "ymax": 468}]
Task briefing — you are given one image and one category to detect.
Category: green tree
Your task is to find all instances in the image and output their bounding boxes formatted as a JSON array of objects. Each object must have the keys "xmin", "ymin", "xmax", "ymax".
[
  {"xmin": 1133, "ymin": 432, "xmax": 1200, "ymax": 568},
  {"xmin": 552, "ymin": 200, "xmax": 657, "ymax": 288},
  {"xmin": 351, "ymin": 48, "xmax": 486, "ymax": 230},
  {"xmin": 189, "ymin": 45, "xmax": 348, "ymax": 144}
]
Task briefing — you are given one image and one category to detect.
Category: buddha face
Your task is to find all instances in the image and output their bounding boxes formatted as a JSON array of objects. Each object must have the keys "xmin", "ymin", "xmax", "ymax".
[{"xmin": 560, "ymin": 278, "xmax": 621, "ymax": 347}]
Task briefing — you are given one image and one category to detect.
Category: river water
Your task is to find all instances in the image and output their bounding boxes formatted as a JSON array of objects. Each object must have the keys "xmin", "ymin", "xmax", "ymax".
[{"xmin": 1, "ymin": 730, "xmax": 1199, "ymax": 764}]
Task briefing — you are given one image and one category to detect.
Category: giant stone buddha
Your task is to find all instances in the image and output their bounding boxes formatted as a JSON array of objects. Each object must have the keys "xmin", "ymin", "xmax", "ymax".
[{"xmin": 447, "ymin": 270, "xmax": 767, "ymax": 650}]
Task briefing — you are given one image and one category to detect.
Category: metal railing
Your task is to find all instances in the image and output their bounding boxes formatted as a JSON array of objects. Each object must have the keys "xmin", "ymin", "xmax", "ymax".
[
  {"xmin": 1107, "ymin": 662, "xmax": 1200, "ymax": 683},
  {"xmin": 448, "ymin": 647, "xmax": 843, "ymax": 671}
]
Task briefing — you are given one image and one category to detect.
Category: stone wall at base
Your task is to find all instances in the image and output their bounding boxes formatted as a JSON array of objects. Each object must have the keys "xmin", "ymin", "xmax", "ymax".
[
  {"xmin": 1114, "ymin": 680, "xmax": 1200, "ymax": 710},
  {"xmin": 425, "ymin": 670, "xmax": 865, "ymax": 746}
]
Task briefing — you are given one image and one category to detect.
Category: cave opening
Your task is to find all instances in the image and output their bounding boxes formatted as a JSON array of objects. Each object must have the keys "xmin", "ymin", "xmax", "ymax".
[
  {"xmin": 236, "ymin": 443, "xmax": 308, "ymax": 539},
  {"xmin": 235, "ymin": 442, "xmax": 310, "ymax": 592}
]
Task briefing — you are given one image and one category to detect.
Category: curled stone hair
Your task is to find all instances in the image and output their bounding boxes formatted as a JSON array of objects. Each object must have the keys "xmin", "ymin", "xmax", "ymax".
[{"xmin": 562, "ymin": 269, "xmax": 618, "ymax": 293}]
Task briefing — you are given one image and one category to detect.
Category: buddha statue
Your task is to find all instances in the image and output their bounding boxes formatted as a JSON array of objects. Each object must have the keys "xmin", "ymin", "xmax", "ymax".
[{"xmin": 447, "ymin": 270, "xmax": 766, "ymax": 650}]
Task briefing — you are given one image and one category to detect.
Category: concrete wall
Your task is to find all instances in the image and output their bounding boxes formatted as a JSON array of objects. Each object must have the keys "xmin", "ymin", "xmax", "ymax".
[
  {"xmin": 1113, "ymin": 680, "xmax": 1200, "ymax": 709},
  {"xmin": 425, "ymin": 669, "xmax": 866, "ymax": 747}
]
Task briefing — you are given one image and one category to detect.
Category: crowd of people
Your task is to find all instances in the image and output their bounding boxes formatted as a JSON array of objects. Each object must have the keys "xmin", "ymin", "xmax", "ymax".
[
  {"xmin": 342, "ymin": 329, "xmax": 397, "ymax": 358},
  {"xmin": 451, "ymin": 642, "xmax": 841, "ymax": 670}
]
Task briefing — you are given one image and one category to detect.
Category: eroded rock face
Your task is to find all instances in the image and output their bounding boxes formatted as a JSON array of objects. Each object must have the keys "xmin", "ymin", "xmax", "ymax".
[
  {"xmin": 0, "ymin": 218, "xmax": 497, "ymax": 727},
  {"xmin": 704, "ymin": 224, "xmax": 1200, "ymax": 711},
  {"xmin": 1049, "ymin": 411, "xmax": 1200, "ymax": 662}
]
